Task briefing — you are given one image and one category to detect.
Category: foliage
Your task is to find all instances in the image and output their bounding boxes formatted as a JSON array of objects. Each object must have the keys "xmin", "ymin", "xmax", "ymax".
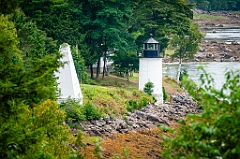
[
  {"xmin": 170, "ymin": 22, "xmax": 203, "ymax": 61},
  {"xmin": 6, "ymin": 10, "xmax": 62, "ymax": 106},
  {"xmin": 19, "ymin": 0, "xmax": 83, "ymax": 46},
  {"xmin": 111, "ymin": 51, "xmax": 139, "ymax": 79},
  {"xmin": 127, "ymin": 99, "xmax": 139, "ymax": 112},
  {"xmin": 162, "ymin": 69, "xmax": 240, "ymax": 158},
  {"xmin": 131, "ymin": 0, "xmax": 194, "ymax": 52},
  {"xmin": 0, "ymin": 100, "xmax": 82, "ymax": 158},
  {"xmin": 60, "ymin": 99, "xmax": 104, "ymax": 121},
  {"xmin": 113, "ymin": 147, "xmax": 130, "ymax": 159},
  {"xmin": 127, "ymin": 94, "xmax": 154, "ymax": 112},
  {"xmin": 0, "ymin": 15, "xmax": 82, "ymax": 158},
  {"xmin": 179, "ymin": 68, "xmax": 189, "ymax": 81},
  {"xmin": 18, "ymin": 0, "xmax": 197, "ymax": 80},
  {"xmin": 0, "ymin": 0, "xmax": 18, "ymax": 14},
  {"xmin": 78, "ymin": 0, "xmax": 134, "ymax": 79},
  {"xmin": 189, "ymin": 0, "xmax": 240, "ymax": 11},
  {"xmin": 81, "ymin": 83, "xmax": 155, "ymax": 117},
  {"xmin": 162, "ymin": 86, "xmax": 168, "ymax": 101},
  {"xmin": 143, "ymin": 82, "xmax": 154, "ymax": 95},
  {"xmin": 94, "ymin": 139, "xmax": 103, "ymax": 159},
  {"xmin": 80, "ymin": 101, "xmax": 104, "ymax": 120},
  {"xmin": 70, "ymin": 45, "xmax": 89, "ymax": 83},
  {"xmin": 60, "ymin": 98, "xmax": 85, "ymax": 121}
]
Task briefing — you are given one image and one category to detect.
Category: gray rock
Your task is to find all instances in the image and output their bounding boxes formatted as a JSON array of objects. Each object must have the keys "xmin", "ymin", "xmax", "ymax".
[
  {"xmin": 75, "ymin": 94, "xmax": 201, "ymax": 136},
  {"xmin": 91, "ymin": 119, "xmax": 106, "ymax": 127},
  {"xmin": 147, "ymin": 114, "xmax": 161, "ymax": 123}
]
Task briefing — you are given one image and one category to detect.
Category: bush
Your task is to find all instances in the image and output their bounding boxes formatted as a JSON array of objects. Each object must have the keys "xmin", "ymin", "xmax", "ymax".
[
  {"xmin": 162, "ymin": 69, "xmax": 240, "ymax": 158},
  {"xmin": 143, "ymin": 82, "xmax": 154, "ymax": 95},
  {"xmin": 80, "ymin": 101, "xmax": 104, "ymax": 120},
  {"xmin": 162, "ymin": 86, "xmax": 168, "ymax": 101},
  {"xmin": 127, "ymin": 99, "xmax": 139, "ymax": 112},
  {"xmin": 60, "ymin": 98, "xmax": 85, "ymax": 121},
  {"xmin": 179, "ymin": 68, "xmax": 188, "ymax": 81},
  {"xmin": 139, "ymin": 96, "xmax": 148, "ymax": 108},
  {"xmin": 126, "ymin": 94, "xmax": 154, "ymax": 112}
]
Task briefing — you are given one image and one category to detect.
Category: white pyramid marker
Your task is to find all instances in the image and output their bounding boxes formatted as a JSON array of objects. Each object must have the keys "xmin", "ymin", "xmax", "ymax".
[{"xmin": 56, "ymin": 43, "xmax": 83, "ymax": 105}]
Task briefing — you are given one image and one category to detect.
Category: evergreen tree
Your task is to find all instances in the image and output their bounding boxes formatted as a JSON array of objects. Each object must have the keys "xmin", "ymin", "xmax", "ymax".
[
  {"xmin": 0, "ymin": 14, "xmax": 83, "ymax": 159},
  {"xmin": 130, "ymin": 0, "xmax": 194, "ymax": 53},
  {"xmin": 7, "ymin": 9, "xmax": 62, "ymax": 105},
  {"xmin": 0, "ymin": 0, "xmax": 19, "ymax": 14},
  {"xmin": 79, "ymin": 0, "xmax": 134, "ymax": 79}
]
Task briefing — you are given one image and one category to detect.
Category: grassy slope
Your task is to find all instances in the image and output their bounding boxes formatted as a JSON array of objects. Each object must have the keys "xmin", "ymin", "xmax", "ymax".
[
  {"xmin": 81, "ymin": 74, "xmax": 155, "ymax": 118},
  {"xmin": 80, "ymin": 74, "xmax": 183, "ymax": 158}
]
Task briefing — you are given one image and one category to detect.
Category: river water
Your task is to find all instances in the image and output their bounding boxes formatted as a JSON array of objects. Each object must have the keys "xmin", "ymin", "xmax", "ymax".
[
  {"xmin": 162, "ymin": 27, "xmax": 240, "ymax": 90},
  {"xmin": 163, "ymin": 62, "xmax": 240, "ymax": 90},
  {"xmin": 204, "ymin": 27, "xmax": 240, "ymax": 44}
]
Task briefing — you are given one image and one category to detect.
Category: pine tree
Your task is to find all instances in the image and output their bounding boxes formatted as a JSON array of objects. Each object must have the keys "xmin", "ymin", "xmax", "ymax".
[{"xmin": 0, "ymin": 14, "xmax": 82, "ymax": 158}]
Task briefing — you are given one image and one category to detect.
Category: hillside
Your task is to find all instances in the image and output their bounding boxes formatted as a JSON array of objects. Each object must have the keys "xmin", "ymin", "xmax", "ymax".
[{"xmin": 77, "ymin": 75, "xmax": 197, "ymax": 158}]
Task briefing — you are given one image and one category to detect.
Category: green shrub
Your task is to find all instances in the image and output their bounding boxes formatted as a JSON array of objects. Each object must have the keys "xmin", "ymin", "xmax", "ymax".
[
  {"xmin": 179, "ymin": 68, "xmax": 188, "ymax": 81},
  {"xmin": 143, "ymin": 82, "xmax": 154, "ymax": 95},
  {"xmin": 132, "ymin": 90, "xmax": 141, "ymax": 97},
  {"xmin": 117, "ymin": 89, "xmax": 127, "ymax": 97},
  {"xmin": 127, "ymin": 99, "xmax": 139, "ymax": 112},
  {"xmin": 60, "ymin": 98, "xmax": 85, "ymax": 121},
  {"xmin": 80, "ymin": 101, "xmax": 104, "ymax": 120},
  {"xmin": 140, "ymin": 96, "xmax": 148, "ymax": 108},
  {"xmin": 162, "ymin": 69, "xmax": 240, "ymax": 158},
  {"xmin": 162, "ymin": 86, "xmax": 168, "ymax": 101}
]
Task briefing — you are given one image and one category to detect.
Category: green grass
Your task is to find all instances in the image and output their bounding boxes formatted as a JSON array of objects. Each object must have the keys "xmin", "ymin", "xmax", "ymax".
[
  {"xmin": 193, "ymin": 14, "xmax": 228, "ymax": 20},
  {"xmin": 81, "ymin": 75, "xmax": 155, "ymax": 118},
  {"xmin": 80, "ymin": 74, "xmax": 183, "ymax": 117},
  {"xmin": 165, "ymin": 49, "xmax": 175, "ymax": 56}
]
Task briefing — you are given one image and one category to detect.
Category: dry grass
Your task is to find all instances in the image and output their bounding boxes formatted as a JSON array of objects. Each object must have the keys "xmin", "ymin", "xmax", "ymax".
[{"xmin": 81, "ymin": 122, "xmax": 180, "ymax": 159}]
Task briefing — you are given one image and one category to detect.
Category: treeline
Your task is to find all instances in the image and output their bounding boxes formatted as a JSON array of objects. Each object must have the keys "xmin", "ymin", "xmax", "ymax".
[
  {"xmin": 1, "ymin": 0, "xmax": 203, "ymax": 80},
  {"xmin": 189, "ymin": 0, "xmax": 240, "ymax": 11}
]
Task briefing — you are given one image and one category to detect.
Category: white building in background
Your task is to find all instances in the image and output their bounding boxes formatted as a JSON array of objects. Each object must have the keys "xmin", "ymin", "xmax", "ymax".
[
  {"xmin": 92, "ymin": 51, "xmax": 115, "ymax": 74},
  {"xmin": 139, "ymin": 34, "xmax": 164, "ymax": 104},
  {"xmin": 55, "ymin": 43, "xmax": 83, "ymax": 105}
]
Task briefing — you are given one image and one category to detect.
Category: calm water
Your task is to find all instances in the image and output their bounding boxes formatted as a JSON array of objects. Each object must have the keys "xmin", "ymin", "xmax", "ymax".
[
  {"xmin": 204, "ymin": 28, "xmax": 240, "ymax": 44},
  {"xmin": 163, "ymin": 62, "xmax": 240, "ymax": 89},
  {"xmin": 165, "ymin": 28, "xmax": 240, "ymax": 89}
]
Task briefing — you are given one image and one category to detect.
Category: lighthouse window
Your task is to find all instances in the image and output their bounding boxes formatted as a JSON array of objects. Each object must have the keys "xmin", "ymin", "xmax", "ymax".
[{"xmin": 147, "ymin": 44, "xmax": 153, "ymax": 50}]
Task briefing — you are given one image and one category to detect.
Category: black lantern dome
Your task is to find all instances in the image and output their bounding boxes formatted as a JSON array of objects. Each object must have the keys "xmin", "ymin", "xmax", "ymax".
[{"xmin": 141, "ymin": 34, "xmax": 163, "ymax": 58}]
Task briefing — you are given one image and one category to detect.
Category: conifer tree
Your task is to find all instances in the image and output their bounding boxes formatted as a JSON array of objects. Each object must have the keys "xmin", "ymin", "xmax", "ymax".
[{"xmin": 0, "ymin": 14, "xmax": 83, "ymax": 159}]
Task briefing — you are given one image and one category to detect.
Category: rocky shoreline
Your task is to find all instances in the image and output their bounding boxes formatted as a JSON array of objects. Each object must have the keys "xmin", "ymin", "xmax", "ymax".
[
  {"xmin": 72, "ymin": 94, "xmax": 201, "ymax": 137},
  {"xmin": 163, "ymin": 11, "xmax": 240, "ymax": 63}
]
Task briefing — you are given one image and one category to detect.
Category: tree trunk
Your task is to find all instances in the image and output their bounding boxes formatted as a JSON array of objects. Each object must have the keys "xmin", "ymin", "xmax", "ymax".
[
  {"xmin": 102, "ymin": 36, "xmax": 107, "ymax": 80},
  {"xmin": 177, "ymin": 50, "xmax": 182, "ymax": 83},
  {"xmin": 126, "ymin": 71, "xmax": 129, "ymax": 82},
  {"xmin": 90, "ymin": 64, "xmax": 94, "ymax": 79},
  {"xmin": 102, "ymin": 56, "xmax": 106, "ymax": 80},
  {"xmin": 176, "ymin": 59, "xmax": 182, "ymax": 84},
  {"xmin": 96, "ymin": 57, "xmax": 100, "ymax": 79}
]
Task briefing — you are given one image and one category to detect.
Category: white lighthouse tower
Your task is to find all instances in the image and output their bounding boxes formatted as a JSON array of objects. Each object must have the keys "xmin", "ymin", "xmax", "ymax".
[{"xmin": 139, "ymin": 34, "xmax": 164, "ymax": 104}]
